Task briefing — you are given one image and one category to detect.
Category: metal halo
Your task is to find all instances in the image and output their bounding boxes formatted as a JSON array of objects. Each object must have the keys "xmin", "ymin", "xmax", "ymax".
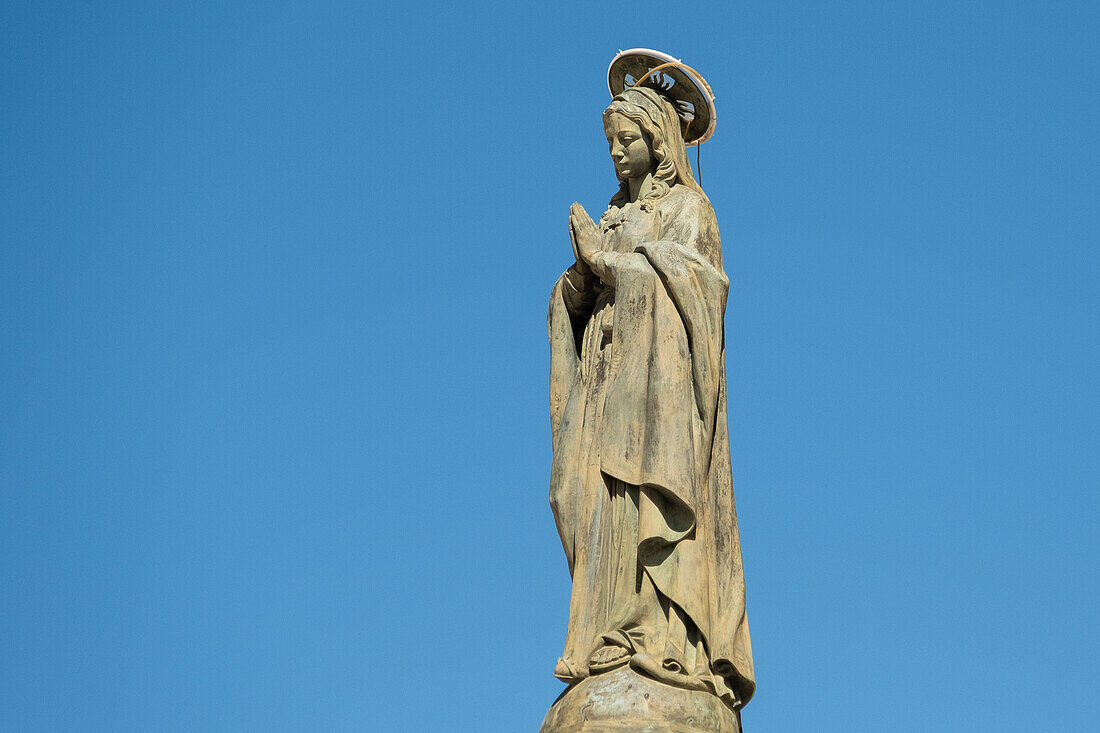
[{"xmin": 607, "ymin": 48, "xmax": 717, "ymax": 145}]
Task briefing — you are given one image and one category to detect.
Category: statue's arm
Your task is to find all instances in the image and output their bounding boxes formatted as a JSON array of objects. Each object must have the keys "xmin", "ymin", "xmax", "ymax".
[
  {"xmin": 585, "ymin": 250, "xmax": 649, "ymax": 288},
  {"xmin": 561, "ymin": 264, "xmax": 597, "ymax": 316}
]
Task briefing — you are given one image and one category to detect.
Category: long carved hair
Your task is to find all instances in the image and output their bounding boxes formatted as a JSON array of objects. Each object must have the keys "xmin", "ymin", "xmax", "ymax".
[{"xmin": 603, "ymin": 86, "xmax": 706, "ymax": 212}]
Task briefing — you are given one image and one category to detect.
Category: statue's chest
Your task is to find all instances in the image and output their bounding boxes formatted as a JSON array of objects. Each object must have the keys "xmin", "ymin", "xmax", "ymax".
[{"xmin": 602, "ymin": 206, "xmax": 660, "ymax": 253}]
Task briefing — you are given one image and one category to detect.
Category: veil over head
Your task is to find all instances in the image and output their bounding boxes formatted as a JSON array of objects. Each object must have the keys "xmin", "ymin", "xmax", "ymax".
[{"xmin": 606, "ymin": 86, "xmax": 705, "ymax": 199}]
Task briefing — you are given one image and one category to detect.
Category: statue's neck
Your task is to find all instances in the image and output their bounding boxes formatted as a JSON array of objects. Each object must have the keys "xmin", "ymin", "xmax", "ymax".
[{"xmin": 627, "ymin": 172, "xmax": 656, "ymax": 203}]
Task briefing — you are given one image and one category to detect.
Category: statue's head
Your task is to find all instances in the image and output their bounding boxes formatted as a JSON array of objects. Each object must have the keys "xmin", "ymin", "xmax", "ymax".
[{"xmin": 602, "ymin": 86, "xmax": 702, "ymax": 208}]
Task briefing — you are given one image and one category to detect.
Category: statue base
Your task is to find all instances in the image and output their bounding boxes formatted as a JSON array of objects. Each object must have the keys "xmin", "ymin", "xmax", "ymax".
[{"xmin": 539, "ymin": 666, "xmax": 740, "ymax": 733}]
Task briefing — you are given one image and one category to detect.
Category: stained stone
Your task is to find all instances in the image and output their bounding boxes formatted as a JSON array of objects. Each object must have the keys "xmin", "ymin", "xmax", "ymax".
[
  {"xmin": 543, "ymin": 52, "xmax": 754, "ymax": 731},
  {"xmin": 539, "ymin": 667, "xmax": 740, "ymax": 733}
]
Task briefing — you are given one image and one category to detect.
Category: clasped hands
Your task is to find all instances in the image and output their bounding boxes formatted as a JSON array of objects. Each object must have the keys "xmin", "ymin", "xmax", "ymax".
[{"xmin": 569, "ymin": 202, "xmax": 602, "ymax": 277}]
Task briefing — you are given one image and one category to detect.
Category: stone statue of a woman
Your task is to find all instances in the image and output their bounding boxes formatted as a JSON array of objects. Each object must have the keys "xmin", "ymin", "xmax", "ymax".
[{"xmin": 543, "ymin": 55, "xmax": 755, "ymax": 733}]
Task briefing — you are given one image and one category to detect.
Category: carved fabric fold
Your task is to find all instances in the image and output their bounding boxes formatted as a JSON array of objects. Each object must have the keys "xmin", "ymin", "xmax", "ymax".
[{"xmin": 548, "ymin": 185, "xmax": 754, "ymax": 708}]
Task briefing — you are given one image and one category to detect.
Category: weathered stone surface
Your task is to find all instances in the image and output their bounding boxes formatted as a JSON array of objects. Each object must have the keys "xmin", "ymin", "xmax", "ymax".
[
  {"xmin": 543, "ymin": 52, "xmax": 754, "ymax": 731},
  {"xmin": 540, "ymin": 667, "xmax": 740, "ymax": 733}
]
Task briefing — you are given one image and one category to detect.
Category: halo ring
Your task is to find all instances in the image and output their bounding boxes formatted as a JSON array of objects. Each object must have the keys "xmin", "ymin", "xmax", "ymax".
[{"xmin": 607, "ymin": 48, "xmax": 717, "ymax": 145}]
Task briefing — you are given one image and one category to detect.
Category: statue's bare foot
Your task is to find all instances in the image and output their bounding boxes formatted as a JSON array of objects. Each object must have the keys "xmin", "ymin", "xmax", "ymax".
[{"xmin": 588, "ymin": 645, "xmax": 630, "ymax": 672}]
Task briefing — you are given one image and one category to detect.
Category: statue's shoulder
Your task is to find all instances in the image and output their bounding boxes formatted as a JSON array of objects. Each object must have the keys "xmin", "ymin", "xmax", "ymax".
[
  {"xmin": 660, "ymin": 185, "xmax": 712, "ymax": 215},
  {"xmin": 656, "ymin": 185, "xmax": 722, "ymax": 264},
  {"xmin": 658, "ymin": 185, "xmax": 717, "ymax": 228}
]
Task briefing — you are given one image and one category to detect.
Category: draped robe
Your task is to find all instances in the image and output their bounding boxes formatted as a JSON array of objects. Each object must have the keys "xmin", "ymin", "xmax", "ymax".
[{"xmin": 548, "ymin": 184, "xmax": 755, "ymax": 709}]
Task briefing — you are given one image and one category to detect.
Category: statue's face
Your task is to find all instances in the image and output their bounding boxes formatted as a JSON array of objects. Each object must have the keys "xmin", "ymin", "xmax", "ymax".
[{"xmin": 604, "ymin": 112, "xmax": 654, "ymax": 181}]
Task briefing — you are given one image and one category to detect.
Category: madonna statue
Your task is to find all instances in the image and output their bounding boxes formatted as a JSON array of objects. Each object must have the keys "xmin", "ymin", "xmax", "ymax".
[{"xmin": 543, "ymin": 51, "xmax": 754, "ymax": 733}]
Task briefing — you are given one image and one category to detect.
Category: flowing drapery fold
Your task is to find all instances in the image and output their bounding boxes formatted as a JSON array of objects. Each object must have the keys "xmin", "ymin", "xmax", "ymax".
[{"xmin": 548, "ymin": 186, "xmax": 755, "ymax": 708}]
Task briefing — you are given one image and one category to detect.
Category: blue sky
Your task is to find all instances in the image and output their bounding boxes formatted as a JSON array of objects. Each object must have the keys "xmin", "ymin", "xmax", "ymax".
[{"xmin": 1, "ymin": 1, "xmax": 1097, "ymax": 730}]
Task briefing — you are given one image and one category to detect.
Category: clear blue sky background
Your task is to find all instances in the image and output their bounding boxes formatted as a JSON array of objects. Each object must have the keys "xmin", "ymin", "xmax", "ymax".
[{"xmin": 2, "ymin": 2, "xmax": 1097, "ymax": 730}]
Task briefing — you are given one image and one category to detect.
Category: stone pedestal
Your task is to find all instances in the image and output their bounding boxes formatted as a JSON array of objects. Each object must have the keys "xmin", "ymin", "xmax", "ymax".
[{"xmin": 540, "ymin": 667, "xmax": 740, "ymax": 733}]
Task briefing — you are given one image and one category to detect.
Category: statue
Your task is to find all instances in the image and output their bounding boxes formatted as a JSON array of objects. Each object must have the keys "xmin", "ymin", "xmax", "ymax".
[{"xmin": 542, "ymin": 50, "xmax": 755, "ymax": 733}]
